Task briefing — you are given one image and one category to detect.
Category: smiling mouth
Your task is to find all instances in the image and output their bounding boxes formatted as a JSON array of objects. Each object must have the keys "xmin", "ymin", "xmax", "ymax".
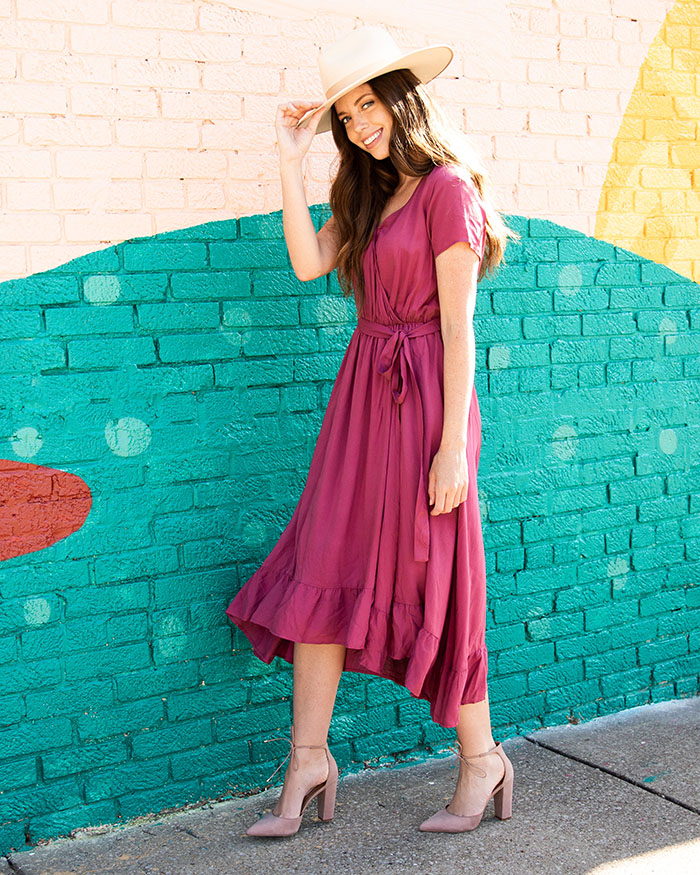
[{"xmin": 363, "ymin": 128, "xmax": 383, "ymax": 148}]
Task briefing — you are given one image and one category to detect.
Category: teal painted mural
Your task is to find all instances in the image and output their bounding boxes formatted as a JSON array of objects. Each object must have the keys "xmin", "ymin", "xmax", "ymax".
[{"xmin": 1, "ymin": 207, "xmax": 699, "ymax": 854}]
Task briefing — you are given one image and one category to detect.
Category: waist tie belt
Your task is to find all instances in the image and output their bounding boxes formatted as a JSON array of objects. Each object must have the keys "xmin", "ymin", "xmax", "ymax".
[{"xmin": 356, "ymin": 314, "xmax": 442, "ymax": 563}]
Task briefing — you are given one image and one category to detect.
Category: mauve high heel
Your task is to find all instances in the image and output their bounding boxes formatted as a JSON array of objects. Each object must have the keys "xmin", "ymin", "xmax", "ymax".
[
  {"xmin": 419, "ymin": 740, "xmax": 513, "ymax": 833},
  {"xmin": 246, "ymin": 724, "xmax": 338, "ymax": 838}
]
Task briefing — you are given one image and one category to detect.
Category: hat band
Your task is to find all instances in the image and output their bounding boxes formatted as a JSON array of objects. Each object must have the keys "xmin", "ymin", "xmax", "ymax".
[{"xmin": 325, "ymin": 53, "xmax": 403, "ymax": 102}]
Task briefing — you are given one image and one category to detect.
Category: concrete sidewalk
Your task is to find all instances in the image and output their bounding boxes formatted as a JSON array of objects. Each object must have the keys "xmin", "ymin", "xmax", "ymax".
[{"xmin": 3, "ymin": 696, "xmax": 699, "ymax": 875}]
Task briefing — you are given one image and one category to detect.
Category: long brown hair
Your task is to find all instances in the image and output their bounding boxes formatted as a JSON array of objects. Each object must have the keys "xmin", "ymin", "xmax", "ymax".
[{"xmin": 328, "ymin": 68, "xmax": 520, "ymax": 316}]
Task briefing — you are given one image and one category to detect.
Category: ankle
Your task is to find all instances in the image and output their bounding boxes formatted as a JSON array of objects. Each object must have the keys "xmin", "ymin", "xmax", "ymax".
[{"xmin": 291, "ymin": 746, "xmax": 327, "ymax": 765}]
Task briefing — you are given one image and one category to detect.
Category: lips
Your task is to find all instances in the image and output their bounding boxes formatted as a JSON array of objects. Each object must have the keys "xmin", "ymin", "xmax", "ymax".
[{"xmin": 363, "ymin": 128, "xmax": 383, "ymax": 148}]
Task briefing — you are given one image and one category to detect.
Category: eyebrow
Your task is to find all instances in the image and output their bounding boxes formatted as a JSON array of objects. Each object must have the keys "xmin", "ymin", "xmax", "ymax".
[{"xmin": 336, "ymin": 92, "xmax": 373, "ymax": 118}]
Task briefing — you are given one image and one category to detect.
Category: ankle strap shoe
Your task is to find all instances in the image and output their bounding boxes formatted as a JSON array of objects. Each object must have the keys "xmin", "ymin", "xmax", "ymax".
[
  {"xmin": 246, "ymin": 724, "xmax": 339, "ymax": 837},
  {"xmin": 418, "ymin": 740, "xmax": 514, "ymax": 833}
]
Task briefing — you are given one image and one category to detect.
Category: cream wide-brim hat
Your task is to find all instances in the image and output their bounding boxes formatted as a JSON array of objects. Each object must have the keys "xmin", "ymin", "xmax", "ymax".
[{"xmin": 295, "ymin": 25, "xmax": 454, "ymax": 136}]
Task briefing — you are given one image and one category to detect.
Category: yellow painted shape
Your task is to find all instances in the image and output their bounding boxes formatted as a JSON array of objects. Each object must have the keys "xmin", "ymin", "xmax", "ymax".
[{"xmin": 595, "ymin": 0, "xmax": 700, "ymax": 283}]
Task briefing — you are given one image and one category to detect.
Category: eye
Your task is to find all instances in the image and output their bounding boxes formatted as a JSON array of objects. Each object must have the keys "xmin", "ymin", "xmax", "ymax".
[{"xmin": 339, "ymin": 100, "xmax": 374, "ymax": 125}]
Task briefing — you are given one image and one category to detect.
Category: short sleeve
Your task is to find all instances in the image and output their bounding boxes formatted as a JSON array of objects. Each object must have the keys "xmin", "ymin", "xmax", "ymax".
[{"xmin": 426, "ymin": 166, "xmax": 486, "ymax": 261}]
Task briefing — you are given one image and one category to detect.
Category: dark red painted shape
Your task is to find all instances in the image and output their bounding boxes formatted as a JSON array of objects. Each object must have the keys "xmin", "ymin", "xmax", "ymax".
[{"xmin": 0, "ymin": 459, "xmax": 92, "ymax": 561}]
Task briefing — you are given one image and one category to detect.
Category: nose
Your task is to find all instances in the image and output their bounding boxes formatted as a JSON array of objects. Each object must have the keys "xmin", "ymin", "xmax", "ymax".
[{"xmin": 353, "ymin": 116, "xmax": 369, "ymax": 136}]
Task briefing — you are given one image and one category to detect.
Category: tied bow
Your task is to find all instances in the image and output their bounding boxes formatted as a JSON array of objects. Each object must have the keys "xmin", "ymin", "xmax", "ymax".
[{"xmin": 356, "ymin": 315, "xmax": 442, "ymax": 562}]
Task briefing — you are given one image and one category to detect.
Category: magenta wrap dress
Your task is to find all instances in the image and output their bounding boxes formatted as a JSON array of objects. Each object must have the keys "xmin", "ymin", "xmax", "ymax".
[{"xmin": 225, "ymin": 162, "xmax": 489, "ymax": 728}]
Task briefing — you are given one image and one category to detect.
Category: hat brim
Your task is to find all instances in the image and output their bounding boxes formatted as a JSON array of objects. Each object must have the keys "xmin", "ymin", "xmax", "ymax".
[{"xmin": 295, "ymin": 43, "xmax": 454, "ymax": 136}]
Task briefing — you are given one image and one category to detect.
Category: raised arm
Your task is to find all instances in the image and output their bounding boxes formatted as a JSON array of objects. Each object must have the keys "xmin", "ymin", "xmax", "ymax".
[{"xmin": 276, "ymin": 99, "xmax": 340, "ymax": 281}]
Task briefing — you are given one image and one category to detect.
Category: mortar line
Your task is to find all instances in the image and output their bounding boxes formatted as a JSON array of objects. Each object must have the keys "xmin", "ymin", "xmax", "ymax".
[{"xmin": 523, "ymin": 735, "xmax": 700, "ymax": 816}]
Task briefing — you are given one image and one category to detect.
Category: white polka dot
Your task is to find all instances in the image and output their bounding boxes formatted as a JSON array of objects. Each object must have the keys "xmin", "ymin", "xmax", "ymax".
[
  {"xmin": 84, "ymin": 274, "xmax": 121, "ymax": 304},
  {"xmin": 242, "ymin": 519, "xmax": 267, "ymax": 548},
  {"xmin": 10, "ymin": 426, "xmax": 43, "ymax": 458},
  {"xmin": 489, "ymin": 346, "xmax": 511, "ymax": 370},
  {"xmin": 659, "ymin": 428, "xmax": 677, "ymax": 455},
  {"xmin": 608, "ymin": 556, "xmax": 629, "ymax": 594},
  {"xmin": 105, "ymin": 417, "xmax": 151, "ymax": 457},
  {"xmin": 658, "ymin": 317, "xmax": 677, "ymax": 345},
  {"xmin": 558, "ymin": 265, "xmax": 583, "ymax": 296},
  {"xmin": 478, "ymin": 487, "xmax": 489, "ymax": 522},
  {"xmin": 24, "ymin": 597, "xmax": 51, "ymax": 625},
  {"xmin": 552, "ymin": 424, "xmax": 579, "ymax": 460},
  {"xmin": 161, "ymin": 615, "xmax": 186, "ymax": 637}
]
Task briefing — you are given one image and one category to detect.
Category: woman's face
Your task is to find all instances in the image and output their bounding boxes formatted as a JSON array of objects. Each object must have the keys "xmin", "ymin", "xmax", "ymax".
[{"xmin": 333, "ymin": 84, "xmax": 393, "ymax": 159}]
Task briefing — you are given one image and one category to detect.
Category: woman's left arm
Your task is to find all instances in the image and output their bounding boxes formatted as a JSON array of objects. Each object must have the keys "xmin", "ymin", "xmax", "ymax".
[{"xmin": 427, "ymin": 240, "xmax": 480, "ymax": 515}]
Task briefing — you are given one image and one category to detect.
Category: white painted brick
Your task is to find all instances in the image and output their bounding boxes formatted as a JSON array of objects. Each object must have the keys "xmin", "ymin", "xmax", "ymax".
[
  {"xmin": 70, "ymin": 85, "xmax": 158, "ymax": 118},
  {"xmin": 202, "ymin": 62, "xmax": 280, "ymax": 94},
  {"xmin": 0, "ymin": 149, "xmax": 52, "ymax": 177},
  {"xmin": 0, "ymin": 114, "xmax": 21, "ymax": 143},
  {"xmin": 111, "ymin": 0, "xmax": 196, "ymax": 31},
  {"xmin": 0, "ymin": 20, "xmax": 65, "ymax": 50},
  {"xmin": 500, "ymin": 82, "xmax": 559, "ymax": 110},
  {"xmin": 559, "ymin": 13, "xmax": 587, "ymax": 38},
  {"xmin": 242, "ymin": 35, "xmax": 316, "ymax": 67},
  {"xmin": 17, "ymin": 0, "xmax": 109, "ymax": 23},
  {"xmin": 144, "ymin": 180, "xmax": 186, "ymax": 209},
  {"xmin": 159, "ymin": 31, "xmax": 241, "ymax": 63},
  {"xmin": 21, "ymin": 50, "xmax": 111, "ymax": 84},
  {"xmin": 494, "ymin": 133, "xmax": 556, "ymax": 161},
  {"xmin": 161, "ymin": 90, "xmax": 242, "ymax": 121},
  {"xmin": 64, "ymin": 211, "xmax": 151, "ymax": 242},
  {"xmin": 115, "ymin": 120, "xmax": 200, "ymax": 149},
  {"xmin": 528, "ymin": 60, "xmax": 585, "ymax": 87},
  {"xmin": 520, "ymin": 161, "xmax": 582, "ymax": 187},
  {"xmin": 0, "ymin": 50, "xmax": 17, "ymax": 78},
  {"xmin": 6, "ymin": 181, "xmax": 52, "ymax": 210},
  {"xmin": 559, "ymin": 37, "xmax": 619, "ymax": 65},
  {"xmin": 24, "ymin": 116, "xmax": 111, "ymax": 147},
  {"xmin": 555, "ymin": 135, "xmax": 615, "ymax": 163},
  {"xmin": 56, "ymin": 149, "xmax": 143, "ymax": 178},
  {"xmin": 529, "ymin": 8, "xmax": 559, "ymax": 35},
  {"xmin": 561, "ymin": 88, "xmax": 619, "ymax": 114},
  {"xmin": 0, "ymin": 210, "xmax": 60, "ymax": 241},
  {"xmin": 0, "ymin": 82, "xmax": 67, "ymax": 113},
  {"xmin": 243, "ymin": 93, "xmax": 294, "ymax": 124},
  {"xmin": 54, "ymin": 180, "xmax": 143, "ymax": 211},
  {"xmin": 511, "ymin": 34, "xmax": 558, "ymax": 61},
  {"xmin": 529, "ymin": 107, "xmax": 588, "ymax": 136},
  {"xmin": 466, "ymin": 106, "xmax": 528, "ymax": 134},
  {"xmin": 115, "ymin": 58, "xmax": 200, "ymax": 90},
  {"xmin": 186, "ymin": 181, "xmax": 226, "ymax": 209},
  {"xmin": 69, "ymin": 24, "xmax": 159, "ymax": 57},
  {"xmin": 145, "ymin": 151, "xmax": 227, "ymax": 179},
  {"xmin": 0, "ymin": 245, "xmax": 27, "ymax": 279},
  {"xmin": 199, "ymin": 4, "xmax": 279, "ymax": 36},
  {"xmin": 612, "ymin": 18, "xmax": 642, "ymax": 43},
  {"xmin": 154, "ymin": 209, "xmax": 237, "ymax": 235}
]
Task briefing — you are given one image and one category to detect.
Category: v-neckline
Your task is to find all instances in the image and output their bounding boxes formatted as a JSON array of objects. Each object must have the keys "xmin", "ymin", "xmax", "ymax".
[{"xmin": 376, "ymin": 168, "xmax": 433, "ymax": 232}]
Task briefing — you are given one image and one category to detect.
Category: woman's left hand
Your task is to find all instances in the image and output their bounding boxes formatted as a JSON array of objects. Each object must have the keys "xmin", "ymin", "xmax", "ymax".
[{"xmin": 427, "ymin": 445, "xmax": 469, "ymax": 515}]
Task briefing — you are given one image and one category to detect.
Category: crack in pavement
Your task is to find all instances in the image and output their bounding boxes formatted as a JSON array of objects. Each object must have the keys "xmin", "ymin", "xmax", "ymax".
[{"xmin": 523, "ymin": 735, "xmax": 700, "ymax": 816}]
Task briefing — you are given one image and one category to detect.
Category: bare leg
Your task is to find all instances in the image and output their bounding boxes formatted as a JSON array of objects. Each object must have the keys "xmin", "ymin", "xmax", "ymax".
[
  {"xmin": 272, "ymin": 642, "xmax": 346, "ymax": 818},
  {"xmin": 446, "ymin": 690, "xmax": 505, "ymax": 817}
]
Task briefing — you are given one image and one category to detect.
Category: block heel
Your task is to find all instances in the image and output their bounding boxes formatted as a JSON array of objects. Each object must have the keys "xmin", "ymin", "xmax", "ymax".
[{"xmin": 419, "ymin": 740, "xmax": 514, "ymax": 833}]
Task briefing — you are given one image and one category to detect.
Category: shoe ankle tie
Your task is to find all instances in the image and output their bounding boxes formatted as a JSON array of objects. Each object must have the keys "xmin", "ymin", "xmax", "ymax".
[
  {"xmin": 447, "ymin": 742, "xmax": 499, "ymax": 779},
  {"xmin": 262, "ymin": 727, "xmax": 328, "ymax": 784}
]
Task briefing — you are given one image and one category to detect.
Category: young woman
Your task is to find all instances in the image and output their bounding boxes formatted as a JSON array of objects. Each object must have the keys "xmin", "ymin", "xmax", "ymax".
[{"xmin": 225, "ymin": 25, "xmax": 520, "ymax": 837}]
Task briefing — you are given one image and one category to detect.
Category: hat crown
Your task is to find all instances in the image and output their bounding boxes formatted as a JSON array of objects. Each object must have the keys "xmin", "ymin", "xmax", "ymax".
[{"xmin": 319, "ymin": 26, "xmax": 404, "ymax": 99}]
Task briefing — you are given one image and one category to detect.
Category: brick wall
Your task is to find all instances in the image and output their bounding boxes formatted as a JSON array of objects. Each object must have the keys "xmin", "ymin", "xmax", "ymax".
[
  {"xmin": 0, "ymin": 0, "xmax": 676, "ymax": 282},
  {"xmin": 1, "ymin": 0, "xmax": 699, "ymax": 856},
  {"xmin": 1, "ymin": 204, "xmax": 699, "ymax": 853}
]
